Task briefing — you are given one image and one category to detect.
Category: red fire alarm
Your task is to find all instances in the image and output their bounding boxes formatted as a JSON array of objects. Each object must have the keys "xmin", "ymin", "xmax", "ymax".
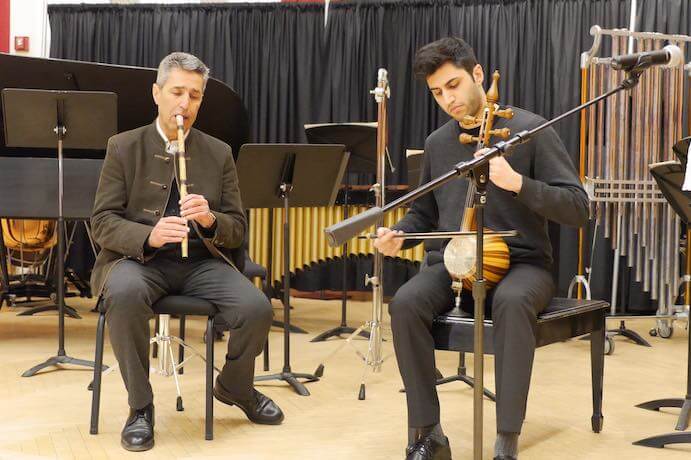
[{"xmin": 14, "ymin": 36, "xmax": 29, "ymax": 52}]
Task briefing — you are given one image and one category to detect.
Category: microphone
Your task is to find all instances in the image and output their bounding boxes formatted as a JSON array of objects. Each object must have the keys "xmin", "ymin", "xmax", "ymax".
[{"xmin": 610, "ymin": 44, "xmax": 684, "ymax": 71}]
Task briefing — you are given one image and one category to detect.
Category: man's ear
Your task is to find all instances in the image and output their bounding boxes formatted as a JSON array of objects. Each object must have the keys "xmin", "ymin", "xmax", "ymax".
[
  {"xmin": 472, "ymin": 64, "xmax": 484, "ymax": 85},
  {"xmin": 152, "ymin": 83, "xmax": 160, "ymax": 106}
]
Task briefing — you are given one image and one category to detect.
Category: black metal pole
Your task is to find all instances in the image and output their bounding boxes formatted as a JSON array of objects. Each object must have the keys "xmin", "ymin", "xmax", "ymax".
[
  {"xmin": 57, "ymin": 128, "xmax": 66, "ymax": 356},
  {"xmin": 340, "ymin": 194, "xmax": 349, "ymax": 328},
  {"xmin": 472, "ymin": 164, "xmax": 488, "ymax": 460},
  {"xmin": 254, "ymin": 153, "xmax": 318, "ymax": 394},
  {"xmin": 282, "ymin": 189, "xmax": 291, "ymax": 373}
]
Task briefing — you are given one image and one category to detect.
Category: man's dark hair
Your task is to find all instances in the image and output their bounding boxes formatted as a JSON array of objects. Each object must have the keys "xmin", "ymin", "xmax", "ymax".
[{"xmin": 413, "ymin": 37, "xmax": 478, "ymax": 80}]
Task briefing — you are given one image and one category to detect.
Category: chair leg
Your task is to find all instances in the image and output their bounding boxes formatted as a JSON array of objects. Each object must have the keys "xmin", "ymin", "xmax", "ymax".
[
  {"xmin": 590, "ymin": 312, "xmax": 605, "ymax": 433},
  {"xmin": 205, "ymin": 316, "xmax": 214, "ymax": 440},
  {"xmin": 261, "ymin": 274, "xmax": 273, "ymax": 300},
  {"xmin": 262, "ymin": 277, "xmax": 270, "ymax": 371},
  {"xmin": 178, "ymin": 315, "xmax": 186, "ymax": 375},
  {"xmin": 90, "ymin": 312, "xmax": 106, "ymax": 435},
  {"xmin": 152, "ymin": 315, "xmax": 160, "ymax": 358}
]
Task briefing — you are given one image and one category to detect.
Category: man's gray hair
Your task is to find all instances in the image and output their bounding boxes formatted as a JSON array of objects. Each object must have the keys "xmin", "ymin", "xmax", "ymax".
[{"xmin": 156, "ymin": 52, "xmax": 210, "ymax": 90}]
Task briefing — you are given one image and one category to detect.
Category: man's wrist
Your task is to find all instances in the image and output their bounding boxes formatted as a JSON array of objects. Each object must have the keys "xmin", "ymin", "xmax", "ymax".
[
  {"xmin": 510, "ymin": 173, "xmax": 523, "ymax": 194},
  {"xmin": 201, "ymin": 211, "xmax": 217, "ymax": 229}
]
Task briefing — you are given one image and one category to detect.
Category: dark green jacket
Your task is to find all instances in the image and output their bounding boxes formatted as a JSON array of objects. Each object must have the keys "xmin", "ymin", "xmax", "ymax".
[{"xmin": 90, "ymin": 121, "xmax": 247, "ymax": 297}]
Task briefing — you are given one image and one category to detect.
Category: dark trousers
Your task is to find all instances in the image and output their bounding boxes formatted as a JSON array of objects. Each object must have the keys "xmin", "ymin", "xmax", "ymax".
[
  {"xmin": 389, "ymin": 261, "xmax": 554, "ymax": 434},
  {"xmin": 102, "ymin": 256, "xmax": 272, "ymax": 410}
]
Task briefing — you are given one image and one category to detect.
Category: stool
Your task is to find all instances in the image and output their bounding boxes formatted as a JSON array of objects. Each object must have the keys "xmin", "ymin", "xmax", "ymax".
[{"xmin": 432, "ymin": 297, "xmax": 609, "ymax": 432}]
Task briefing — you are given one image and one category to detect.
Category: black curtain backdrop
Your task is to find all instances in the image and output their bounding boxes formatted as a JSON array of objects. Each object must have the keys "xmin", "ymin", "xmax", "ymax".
[{"xmin": 48, "ymin": 0, "xmax": 690, "ymax": 309}]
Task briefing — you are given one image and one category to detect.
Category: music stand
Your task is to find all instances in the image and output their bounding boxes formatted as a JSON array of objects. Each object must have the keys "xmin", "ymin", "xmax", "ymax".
[
  {"xmin": 2, "ymin": 88, "xmax": 117, "ymax": 376},
  {"xmin": 304, "ymin": 122, "xmax": 380, "ymax": 342},
  {"xmin": 237, "ymin": 143, "xmax": 348, "ymax": 395},
  {"xmin": 634, "ymin": 160, "xmax": 691, "ymax": 449}
]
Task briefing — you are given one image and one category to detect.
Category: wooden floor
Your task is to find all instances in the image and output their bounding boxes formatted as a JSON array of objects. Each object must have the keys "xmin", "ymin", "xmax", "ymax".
[{"xmin": 0, "ymin": 295, "xmax": 690, "ymax": 460}]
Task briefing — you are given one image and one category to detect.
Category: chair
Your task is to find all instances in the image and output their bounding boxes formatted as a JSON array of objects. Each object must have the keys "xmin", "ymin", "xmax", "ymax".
[
  {"xmin": 154, "ymin": 251, "xmax": 272, "ymax": 371},
  {"xmin": 432, "ymin": 297, "xmax": 609, "ymax": 433},
  {"xmin": 90, "ymin": 295, "xmax": 217, "ymax": 440}
]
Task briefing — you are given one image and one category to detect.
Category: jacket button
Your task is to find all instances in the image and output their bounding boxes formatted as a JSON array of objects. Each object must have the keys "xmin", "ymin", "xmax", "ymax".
[
  {"xmin": 154, "ymin": 210, "xmax": 160, "ymax": 216},
  {"xmin": 164, "ymin": 157, "xmax": 170, "ymax": 163},
  {"xmin": 162, "ymin": 185, "xmax": 168, "ymax": 190}
]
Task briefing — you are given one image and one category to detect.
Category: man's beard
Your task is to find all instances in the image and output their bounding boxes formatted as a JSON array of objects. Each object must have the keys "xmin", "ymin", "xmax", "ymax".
[
  {"xmin": 455, "ymin": 86, "xmax": 485, "ymax": 126},
  {"xmin": 467, "ymin": 85, "xmax": 484, "ymax": 119}
]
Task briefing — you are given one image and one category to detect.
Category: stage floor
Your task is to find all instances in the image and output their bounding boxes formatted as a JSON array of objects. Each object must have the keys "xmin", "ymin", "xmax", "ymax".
[{"xmin": 0, "ymin": 296, "xmax": 689, "ymax": 459}]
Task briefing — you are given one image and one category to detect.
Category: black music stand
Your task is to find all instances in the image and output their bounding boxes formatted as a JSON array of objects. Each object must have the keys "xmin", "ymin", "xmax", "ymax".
[
  {"xmin": 634, "ymin": 160, "xmax": 691, "ymax": 449},
  {"xmin": 237, "ymin": 143, "xmax": 348, "ymax": 395},
  {"xmin": 304, "ymin": 123, "xmax": 381, "ymax": 342},
  {"xmin": 1, "ymin": 88, "xmax": 116, "ymax": 377}
]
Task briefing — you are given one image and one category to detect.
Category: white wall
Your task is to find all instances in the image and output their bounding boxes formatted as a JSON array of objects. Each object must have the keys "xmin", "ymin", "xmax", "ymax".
[
  {"xmin": 10, "ymin": 0, "xmax": 50, "ymax": 57},
  {"xmin": 10, "ymin": 0, "xmax": 111, "ymax": 57},
  {"xmin": 9, "ymin": 0, "xmax": 281, "ymax": 58}
]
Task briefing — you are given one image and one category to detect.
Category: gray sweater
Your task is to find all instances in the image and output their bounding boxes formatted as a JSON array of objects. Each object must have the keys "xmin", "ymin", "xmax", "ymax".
[{"xmin": 393, "ymin": 107, "xmax": 589, "ymax": 269}]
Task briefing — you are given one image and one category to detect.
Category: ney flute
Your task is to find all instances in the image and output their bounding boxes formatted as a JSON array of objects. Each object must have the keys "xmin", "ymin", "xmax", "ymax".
[{"xmin": 175, "ymin": 114, "xmax": 188, "ymax": 259}]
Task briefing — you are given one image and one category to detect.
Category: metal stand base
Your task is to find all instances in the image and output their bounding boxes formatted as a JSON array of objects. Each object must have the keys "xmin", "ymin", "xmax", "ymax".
[
  {"xmin": 608, "ymin": 320, "xmax": 651, "ymax": 347},
  {"xmin": 17, "ymin": 302, "xmax": 81, "ymax": 319},
  {"xmin": 435, "ymin": 373, "xmax": 496, "ymax": 401},
  {"xmin": 272, "ymin": 319, "xmax": 308, "ymax": 334},
  {"xmin": 254, "ymin": 371, "xmax": 318, "ymax": 397},
  {"xmin": 633, "ymin": 432, "xmax": 691, "ymax": 448},
  {"xmin": 22, "ymin": 353, "xmax": 95, "ymax": 377},
  {"xmin": 311, "ymin": 325, "xmax": 370, "ymax": 342},
  {"xmin": 398, "ymin": 355, "xmax": 496, "ymax": 401},
  {"xmin": 313, "ymin": 318, "xmax": 387, "ymax": 400},
  {"xmin": 634, "ymin": 276, "xmax": 690, "ymax": 449},
  {"xmin": 636, "ymin": 397, "xmax": 691, "ymax": 431}
]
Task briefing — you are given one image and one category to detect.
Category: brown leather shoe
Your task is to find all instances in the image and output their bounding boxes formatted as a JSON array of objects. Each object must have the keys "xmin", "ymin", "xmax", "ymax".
[{"xmin": 213, "ymin": 378, "xmax": 284, "ymax": 425}]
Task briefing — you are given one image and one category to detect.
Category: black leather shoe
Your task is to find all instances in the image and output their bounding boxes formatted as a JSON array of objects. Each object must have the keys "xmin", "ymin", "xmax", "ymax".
[
  {"xmin": 121, "ymin": 403, "xmax": 154, "ymax": 452},
  {"xmin": 214, "ymin": 378, "xmax": 284, "ymax": 425},
  {"xmin": 405, "ymin": 434, "xmax": 451, "ymax": 460}
]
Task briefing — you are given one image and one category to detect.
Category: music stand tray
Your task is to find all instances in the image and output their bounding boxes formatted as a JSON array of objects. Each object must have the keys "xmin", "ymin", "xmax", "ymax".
[
  {"xmin": 237, "ymin": 143, "xmax": 348, "ymax": 396},
  {"xmin": 305, "ymin": 122, "xmax": 377, "ymax": 174},
  {"xmin": 2, "ymin": 88, "xmax": 116, "ymax": 377},
  {"xmin": 634, "ymin": 160, "xmax": 691, "ymax": 449}
]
